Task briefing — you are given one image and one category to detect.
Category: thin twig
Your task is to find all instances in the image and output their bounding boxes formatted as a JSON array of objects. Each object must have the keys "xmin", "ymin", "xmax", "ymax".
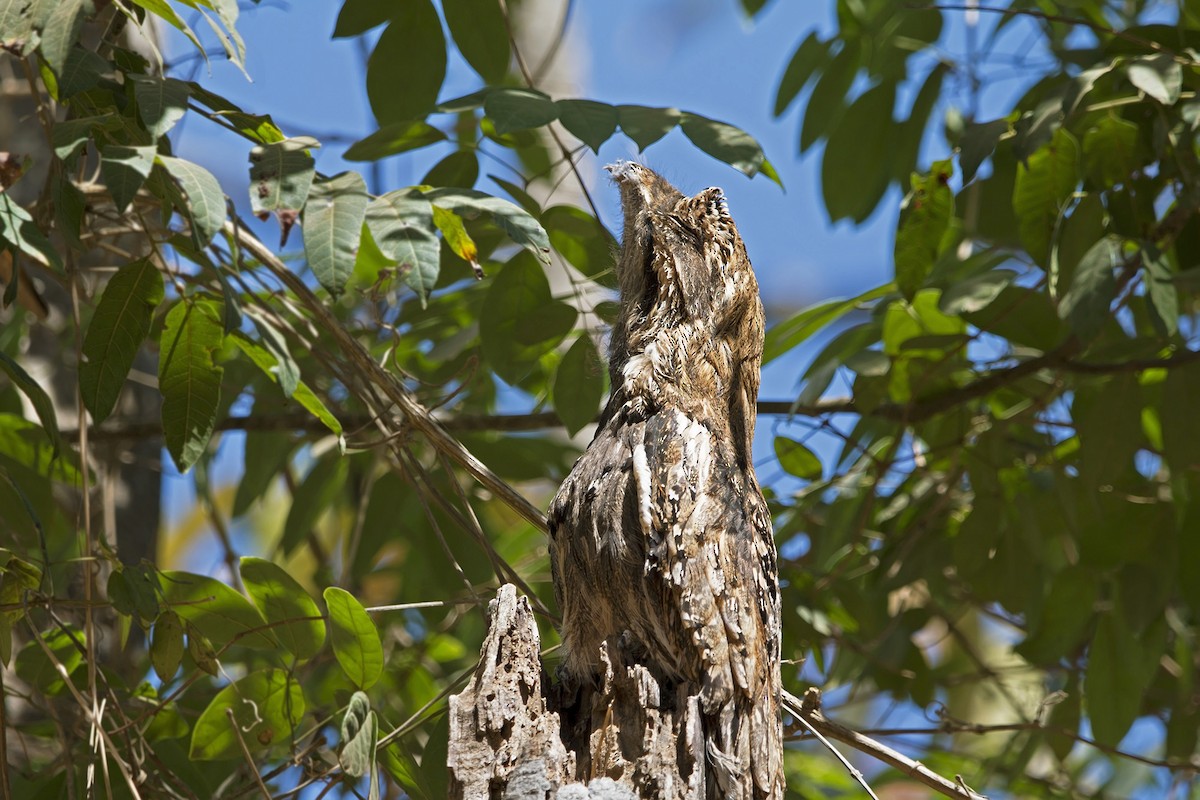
[
  {"xmin": 226, "ymin": 708, "xmax": 273, "ymax": 800},
  {"xmin": 785, "ymin": 689, "xmax": 989, "ymax": 800}
]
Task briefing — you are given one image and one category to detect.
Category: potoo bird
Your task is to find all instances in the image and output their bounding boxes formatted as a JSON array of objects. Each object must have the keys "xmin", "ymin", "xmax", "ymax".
[{"xmin": 547, "ymin": 162, "xmax": 783, "ymax": 799}]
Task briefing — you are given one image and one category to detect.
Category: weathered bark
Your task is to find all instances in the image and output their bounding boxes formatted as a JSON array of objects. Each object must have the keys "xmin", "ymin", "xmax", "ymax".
[{"xmin": 449, "ymin": 585, "xmax": 715, "ymax": 799}]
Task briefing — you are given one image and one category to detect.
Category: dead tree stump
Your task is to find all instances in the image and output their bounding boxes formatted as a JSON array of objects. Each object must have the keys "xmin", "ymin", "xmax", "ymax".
[{"xmin": 448, "ymin": 585, "xmax": 714, "ymax": 799}]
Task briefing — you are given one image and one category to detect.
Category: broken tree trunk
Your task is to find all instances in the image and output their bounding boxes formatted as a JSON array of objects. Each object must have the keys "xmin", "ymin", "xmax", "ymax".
[{"xmin": 448, "ymin": 584, "xmax": 714, "ymax": 799}]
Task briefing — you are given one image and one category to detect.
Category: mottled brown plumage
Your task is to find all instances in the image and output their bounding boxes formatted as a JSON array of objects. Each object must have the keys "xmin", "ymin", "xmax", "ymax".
[{"xmin": 547, "ymin": 163, "xmax": 783, "ymax": 799}]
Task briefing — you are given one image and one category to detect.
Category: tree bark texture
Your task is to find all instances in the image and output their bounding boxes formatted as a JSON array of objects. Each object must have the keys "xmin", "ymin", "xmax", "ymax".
[{"xmin": 449, "ymin": 584, "xmax": 722, "ymax": 799}]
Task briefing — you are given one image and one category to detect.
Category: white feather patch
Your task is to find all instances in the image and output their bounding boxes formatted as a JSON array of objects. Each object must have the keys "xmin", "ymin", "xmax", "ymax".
[{"xmin": 632, "ymin": 443, "xmax": 653, "ymax": 537}]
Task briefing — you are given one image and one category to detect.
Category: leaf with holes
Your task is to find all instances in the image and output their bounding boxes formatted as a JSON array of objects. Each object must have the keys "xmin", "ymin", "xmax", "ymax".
[{"xmin": 248, "ymin": 137, "xmax": 317, "ymax": 216}]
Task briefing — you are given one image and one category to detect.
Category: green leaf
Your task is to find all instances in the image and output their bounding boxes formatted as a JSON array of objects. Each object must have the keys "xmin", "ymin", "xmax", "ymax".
[
  {"xmin": 189, "ymin": 669, "xmax": 304, "ymax": 760},
  {"xmin": 557, "ymin": 99, "xmax": 618, "ymax": 152},
  {"xmin": 0, "ymin": 192, "xmax": 62, "ymax": 271},
  {"xmin": 432, "ymin": 206, "xmax": 479, "ymax": 274},
  {"xmin": 233, "ymin": 432, "xmax": 295, "ymax": 516},
  {"xmin": 100, "ymin": 145, "xmax": 156, "ymax": 214},
  {"xmin": 106, "ymin": 563, "xmax": 160, "ymax": 625},
  {"xmin": 187, "ymin": 621, "xmax": 218, "ymax": 675},
  {"xmin": 958, "ymin": 118, "xmax": 1010, "ymax": 185},
  {"xmin": 542, "ymin": 205, "xmax": 616, "ymax": 285},
  {"xmin": 424, "ymin": 187, "xmax": 551, "ymax": 264},
  {"xmin": 158, "ymin": 299, "xmax": 224, "ymax": 473},
  {"xmin": 344, "ymin": 121, "xmax": 445, "ymax": 161},
  {"xmin": 157, "ymin": 156, "xmax": 226, "ymax": 249},
  {"xmin": 1016, "ymin": 567, "xmax": 1096, "ymax": 664},
  {"xmin": 775, "ymin": 32, "xmax": 828, "ymax": 117},
  {"xmin": 160, "ymin": 570, "xmax": 277, "ymax": 651},
  {"xmin": 38, "ymin": 0, "xmax": 86, "ymax": 75},
  {"xmin": 1082, "ymin": 115, "xmax": 1141, "ymax": 189},
  {"xmin": 1059, "ymin": 235, "xmax": 1120, "ymax": 341},
  {"xmin": 340, "ymin": 691, "xmax": 378, "ymax": 781},
  {"xmin": 239, "ymin": 557, "xmax": 325, "ymax": 662},
  {"xmin": 1085, "ymin": 609, "xmax": 1154, "ymax": 747},
  {"xmin": 130, "ymin": 0, "xmax": 204, "ymax": 56},
  {"xmin": 366, "ymin": 1, "xmax": 445, "ymax": 125},
  {"xmin": 230, "ymin": 332, "xmax": 343, "ymax": 438},
  {"xmin": 680, "ymin": 112, "xmax": 766, "ymax": 178},
  {"xmin": 488, "ymin": 175, "xmax": 541, "ymax": 216},
  {"xmin": 1051, "ymin": 192, "xmax": 1106, "ymax": 301},
  {"xmin": 333, "ymin": 0, "xmax": 391, "ymax": 37},
  {"xmin": 484, "ymin": 88, "xmax": 559, "ymax": 135},
  {"xmin": 364, "ymin": 190, "xmax": 440, "ymax": 303},
  {"xmin": 58, "ymin": 48, "xmax": 111, "ymax": 98},
  {"xmin": 50, "ymin": 115, "xmax": 110, "ymax": 162},
  {"xmin": 132, "ymin": 75, "xmax": 191, "ymax": 139},
  {"xmin": 442, "ymin": 0, "xmax": 509, "ymax": 83},
  {"xmin": 480, "ymin": 253, "xmax": 577, "ymax": 384},
  {"xmin": 554, "ymin": 335, "xmax": 603, "ymax": 436},
  {"xmin": 303, "ymin": 171, "xmax": 368, "ymax": 297},
  {"xmin": 1161, "ymin": 364, "xmax": 1200, "ymax": 477},
  {"xmin": 893, "ymin": 62, "xmax": 947, "ymax": 184},
  {"xmin": 894, "ymin": 160, "xmax": 953, "ymax": 299},
  {"xmin": 324, "ymin": 587, "xmax": 383, "ymax": 689},
  {"xmin": 774, "ymin": 437, "xmax": 822, "ymax": 480},
  {"xmin": 763, "ymin": 283, "xmax": 893, "ymax": 364},
  {"xmin": 823, "ymin": 82, "xmax": 896, "ymax": 222},
  {"xmin": 185, "ymin": 82, "xmax": 285, "ymax": 144},
  {"xmin": 1127, "ymin": 53, "xmax": 1181, "ymax": 105},
  {"xmin": 248, "ymin": 137, "xmax": 317, "ymax": 215},
  {"xmin": 0, "ymin": 353, "xmax": 62, "ymax": 458},
  {"xmin": 15, "ymin": 626, "xmax": 83, "ymax": 696},
  {"xmin": 279, "ymin": 453, "xmax": 348, "ymax": 556},
  {"xmin": 617, "ymin": 105, "xmax": 680, "ymax": 151},
  {"xmin": 800, "ymin": 39, "xmax": 859, "ymax": 152},
  {"xmin": 1012, "ymin": 127, "xmax": 1078, "ymax": 269},
  {"xmin": 79, "ymin": 258, "xmax": 164, "ymax": 424},
  {"xmin": 938, "ymin": 269, "xmax": 1016, "ymax": 315},
  {"xmin": 421, "ymin": 151, "xmax": 479, "ymax": 189},
  {"xmin": 1142, "ymin": 243, "xmax": 1177, "ymax": 336},
  {"xmin": 150, "ymin": 610, "xmax": 184, "ymax": 682}
]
